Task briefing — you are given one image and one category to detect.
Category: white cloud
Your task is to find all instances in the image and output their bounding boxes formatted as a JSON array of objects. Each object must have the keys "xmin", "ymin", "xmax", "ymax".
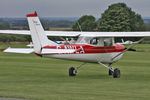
[{"xmin": 0, "ymin": 0, "xmax": 150, "ymax": 17}]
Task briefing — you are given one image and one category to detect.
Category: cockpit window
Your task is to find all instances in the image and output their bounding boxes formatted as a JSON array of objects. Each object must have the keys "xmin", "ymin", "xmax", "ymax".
[
  {"xmin": 90, "ymin": 38, "xmax": 98, "ymax": 45},
  {"xmin": 76, "ymin": 36, "xmax": 93, "ymax": 44},
  {"xmin": 76, "ymin": 36, "xmax": 114, "ymax": 46},
  {"xmin": 104, "ymin": 38, "xmax": 113, "ymax": 46}
]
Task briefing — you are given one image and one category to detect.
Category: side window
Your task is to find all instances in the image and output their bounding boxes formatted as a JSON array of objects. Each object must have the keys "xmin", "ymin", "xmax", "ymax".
[
  {"xmin": 104, "ymin": 38, "xmax": 113, "ymax": 46},
  {"xmin": 90, "ymin": 38, "xmax": 98, "ymax": 45},
  {"xmin": 89, "ymin": 37, "xmax": 114, "ymax": 46}
]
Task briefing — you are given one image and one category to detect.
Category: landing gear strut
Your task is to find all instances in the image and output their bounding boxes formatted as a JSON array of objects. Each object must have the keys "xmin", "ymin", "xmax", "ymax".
[
  {"xmin": 69, "ymin": 62, "xmax": 86, "ymax": 76},
  {"xmin": 98, "ymin": 62, "xmax": 120, "ymax": 78},
  {"xmin": 69, "ymin": 62, "xmax": 120, "ymax": 78},
  {"xmin": 108, "ymin": 64, "xmax": 113, "ymax": 76}
]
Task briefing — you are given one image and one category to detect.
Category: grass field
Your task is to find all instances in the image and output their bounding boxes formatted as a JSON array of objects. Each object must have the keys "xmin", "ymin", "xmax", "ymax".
[{"xmin": 0, "ymin": 44, "xmax": 150, "ymax": 100}]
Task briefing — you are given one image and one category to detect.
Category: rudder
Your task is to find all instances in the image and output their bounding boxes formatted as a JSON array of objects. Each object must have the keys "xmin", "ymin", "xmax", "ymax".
[{"xmin": 26, "ymin": 11, "xmax": 57, "ymax": 53}]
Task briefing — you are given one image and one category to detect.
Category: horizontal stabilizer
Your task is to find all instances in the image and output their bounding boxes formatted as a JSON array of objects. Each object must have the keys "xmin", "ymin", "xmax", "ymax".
[
  {"xmin": 0, "ymin": 30, "xmax": 30, "ymax": 35},
  {"xmin": 41, "ymin": 49, "xmax": 76, "ymax": 54},
  {"xmin": 3, "ymin": 47, "xmax": 34, "ymax": 54}
]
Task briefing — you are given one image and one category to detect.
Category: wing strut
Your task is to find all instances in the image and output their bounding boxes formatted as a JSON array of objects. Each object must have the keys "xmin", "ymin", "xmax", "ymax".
[{"xmin": 112, "ymin": 38, "xmax": 144, "ymax": 61}]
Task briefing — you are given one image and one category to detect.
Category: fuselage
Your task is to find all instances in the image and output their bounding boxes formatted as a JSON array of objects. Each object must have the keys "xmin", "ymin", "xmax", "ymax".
[{"xmin": 37, "ymin": 43, "xmax": 125, "ymax": 64}]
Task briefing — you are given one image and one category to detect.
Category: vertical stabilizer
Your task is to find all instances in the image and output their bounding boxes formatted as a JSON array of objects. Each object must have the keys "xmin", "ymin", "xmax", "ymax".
[{"xmin": 26, "ymin": 11, "xmax": 57, "ymax": 53}]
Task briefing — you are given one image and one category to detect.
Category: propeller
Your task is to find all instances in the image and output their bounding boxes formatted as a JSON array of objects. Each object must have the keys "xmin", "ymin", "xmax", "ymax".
[{"xmin": 125, "ymin": 48, "xmax": 136, "ymax": 51}]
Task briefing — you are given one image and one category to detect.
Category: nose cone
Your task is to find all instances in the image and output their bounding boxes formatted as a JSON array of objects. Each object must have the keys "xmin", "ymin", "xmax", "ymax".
[{"xmin": 115, "ymin": 44, "xmax": 125, "ymax": 52}]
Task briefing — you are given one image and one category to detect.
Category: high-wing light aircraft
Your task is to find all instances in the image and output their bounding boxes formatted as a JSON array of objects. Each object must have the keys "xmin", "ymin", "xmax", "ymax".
[
  {"xmin": 1, "ymin": 11, "xmax": 150, "ymax": 78},
  {"xmin": 118, "ymin": 39, "xmax": 139, "ymax": 45}
]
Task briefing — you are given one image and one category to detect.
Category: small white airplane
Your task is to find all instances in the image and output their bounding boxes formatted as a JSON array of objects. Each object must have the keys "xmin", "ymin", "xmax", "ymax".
[
  {"xmin": 1, "ymin": 11, "xmax": 150, "ymax": 78},
  {"xmin": 26, "ymin": 42, "xmax": 34, "ymax": 48},
  {"xmin": 118, "ymin": 39, "xmax": 139, "ymax": 45},
  {"xmin": 26, "ymin": 40, "xmax": 66, "ymax": 48}
]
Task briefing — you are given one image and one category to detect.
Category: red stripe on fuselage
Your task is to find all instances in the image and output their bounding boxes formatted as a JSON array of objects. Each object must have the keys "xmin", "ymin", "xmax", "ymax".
[{"xmin": 42, "ymin": 43, "xmax": 125, "ymax": 54}]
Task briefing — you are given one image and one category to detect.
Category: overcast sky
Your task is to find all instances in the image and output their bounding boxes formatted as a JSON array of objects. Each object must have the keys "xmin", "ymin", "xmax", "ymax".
[{"xmin": 0, "ymin": 0, "xmax": 150, "ymax": 18}]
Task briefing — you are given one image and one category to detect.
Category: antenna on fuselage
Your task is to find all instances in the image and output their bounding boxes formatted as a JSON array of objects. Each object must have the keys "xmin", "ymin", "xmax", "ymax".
[{"xmin": 77, "ymin": 21, "xmax": 82, "ymax": 32}]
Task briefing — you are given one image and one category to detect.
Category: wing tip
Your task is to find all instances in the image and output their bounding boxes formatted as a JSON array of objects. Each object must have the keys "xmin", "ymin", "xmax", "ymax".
[{"xmin": 26, "ymin": 11, "xmax": 38, "ymax": 17}]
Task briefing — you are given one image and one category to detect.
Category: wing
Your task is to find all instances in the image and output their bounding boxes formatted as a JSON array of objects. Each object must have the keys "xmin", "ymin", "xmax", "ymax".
[
  {"xmin": 45, "ymin": 31, "xmax": 80, "ymax": 37},
  {"xmin": 46, "ymin": 31, "xmax": 150, "ymax": 37},
  {"xmin": 1, "ymin": 30, "xmax": 150, "ymax": 37},
  {"xmin": 0, "ymin": 30, "xmax": 30, "ymax": 35},
  {"xmin": 3, "ymin": 47, "xmax": 34, "ymax": 54},
  {"xmin": 0, "ymin": 30, "xmax": 80, "ymax": 37},
  {"xmin": 79, "ymin": 32, "xmax": 150, "ymax": 37}
]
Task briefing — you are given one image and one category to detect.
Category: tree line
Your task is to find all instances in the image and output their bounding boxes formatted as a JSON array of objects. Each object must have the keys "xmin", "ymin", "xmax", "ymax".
[
  {"xmin": 72, "ymin": 3, "xmax": 146, "ymax": 32},
  {"xmin": 0, "ymin": 3, "xmax": 149, "ymax": 43}
]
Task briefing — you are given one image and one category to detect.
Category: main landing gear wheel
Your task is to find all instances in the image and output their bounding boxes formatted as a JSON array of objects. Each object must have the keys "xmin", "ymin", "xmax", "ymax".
[
  {"xmin": 113, "ymin": 68, "xmax": 120, "ymax": 78},
  {"xmin": 109, "ymin": 69, "xmax": 113, "ymax": 76},
  {"xmin": 98, "ymin": 62, "xmax": 121, "ymax": 78},
  {"xmin": 69, "ymin": 67, "xmax": 77, "ymax": 76},
  {"xmin": 69, "ymin": 62, "xmax": 86, "ymax": 77}
]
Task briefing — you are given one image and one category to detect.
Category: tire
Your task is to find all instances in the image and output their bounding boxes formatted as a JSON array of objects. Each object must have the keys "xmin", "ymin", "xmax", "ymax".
[
  {"xmin": 69, "ymin": 67, "xmax": 76, "ymax": 76},
  {"xmin": 109, "ymin": 69, "xmax": 113, "ymax": 76},
  {"xmin": 113, "ymin": 68, "xmax": 120, "ymax": 78}
]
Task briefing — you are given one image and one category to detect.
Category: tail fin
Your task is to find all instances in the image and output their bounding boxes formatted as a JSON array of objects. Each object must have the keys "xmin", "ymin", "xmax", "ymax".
[{"xmin": 26, "ymin": 11, "xmax": 57, "ymax": 53}]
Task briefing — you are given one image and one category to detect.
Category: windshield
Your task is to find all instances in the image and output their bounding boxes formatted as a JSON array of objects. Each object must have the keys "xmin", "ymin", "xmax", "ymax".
[
  {"xmin": 76, "ymin": 36, "xmax": 93, "ymax": 44},
  {"xmin": 76, "ymin": 37, "xmax": 114, "ymax": 46}
]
